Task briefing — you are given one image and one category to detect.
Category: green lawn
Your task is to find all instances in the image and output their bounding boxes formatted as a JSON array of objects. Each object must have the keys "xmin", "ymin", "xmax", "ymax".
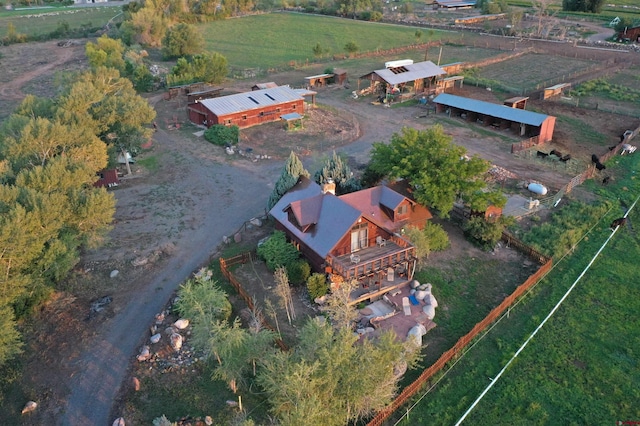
[
  {"xmin": 0, "ymin": 6, "xmax": 122, "ymax": 37},
  {"xmin": 198, "ymin": 13, "xmax": 451, "ymax": 70},
  {"xmin": 396, "ymin": 154, "xmax": 640, "ymax": 425}
]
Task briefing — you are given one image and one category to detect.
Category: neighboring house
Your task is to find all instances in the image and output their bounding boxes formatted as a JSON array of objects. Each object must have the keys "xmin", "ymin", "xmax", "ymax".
[
  {"xmin": 187, "ymin": 85, "xmax": 305, "ymax": 129},
  {"xmin": 269, "ymin": 178, "xmax": 433, "ymax": 305},
  {"xmin": 617, "ymin": 25, "xmax": 640, "ymax": 43}
]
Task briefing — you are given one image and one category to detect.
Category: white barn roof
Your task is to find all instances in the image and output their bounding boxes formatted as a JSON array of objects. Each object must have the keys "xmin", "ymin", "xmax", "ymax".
[
  {"xmin": 199, "ymin": 86, "xmax": 303, "ymax": 116},
  {"xmin": 368, "ymin": 61, "xmax": 447, "ymax": 86}
]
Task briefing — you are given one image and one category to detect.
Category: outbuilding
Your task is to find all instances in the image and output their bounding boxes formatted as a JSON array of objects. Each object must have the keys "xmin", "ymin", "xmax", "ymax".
[
  {"xmin": 433, "ymin": 93, "xmax": 556, "ymax": 142},
  {"xmin": 358, "ymin": 60, "xmax": 447, "ymax": 100},
  {"xmin": 187, "ymin": 86, "xmax": 305, "ymax": 129}
]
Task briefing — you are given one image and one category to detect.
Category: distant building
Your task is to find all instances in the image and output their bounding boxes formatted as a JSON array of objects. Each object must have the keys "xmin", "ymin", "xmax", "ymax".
[{"xmin": 617, "ymin": 25, "xmax": 640, "ymax": 43}]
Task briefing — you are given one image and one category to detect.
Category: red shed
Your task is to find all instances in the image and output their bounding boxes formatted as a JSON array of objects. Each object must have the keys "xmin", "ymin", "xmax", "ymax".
[
  {"xmin": 187, "ymin": 86, "xmax": 304, "ymax": 129},
  {"xmin": 94, "ymin": 169, "xmax": 119, "ymax": 189},
  {"xmin": 618, "ymin": 25, "xmax": 640, "ymax": 43}
]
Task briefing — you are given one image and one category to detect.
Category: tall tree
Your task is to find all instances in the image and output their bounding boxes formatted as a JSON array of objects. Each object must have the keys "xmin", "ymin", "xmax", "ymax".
[
  {"xmin": 85, "ymin": 35, "xmax": 126, "ymax": 72},
  {"xmin": 267, "ymin": 151, "xmax": 310, "ymax": 210},
  {"xmin": 162, "ymin": 23, "xmax": 204, "ymax": 59},
  {"xmin": 313, "ymin": 150, "xmax": 361, "ymax": 195},
  {"xmin": 368, "ymin": 126, "xmax": 505, "ymax": 217}
]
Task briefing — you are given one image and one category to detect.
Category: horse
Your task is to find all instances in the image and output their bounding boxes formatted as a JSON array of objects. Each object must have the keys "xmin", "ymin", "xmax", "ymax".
[{"xmin": 610, "ymin": 217, "xmax": 626, "ymax": 230}]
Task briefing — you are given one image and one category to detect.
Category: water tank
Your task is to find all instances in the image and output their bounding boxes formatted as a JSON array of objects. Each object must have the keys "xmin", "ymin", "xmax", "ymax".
[
  {"xmin": 528, "ymin": 182, "xmax": 548, "ymax": 195},
  {"xmin": 385, "ymin": 59, "xmax": 414, "ymax": 69}
]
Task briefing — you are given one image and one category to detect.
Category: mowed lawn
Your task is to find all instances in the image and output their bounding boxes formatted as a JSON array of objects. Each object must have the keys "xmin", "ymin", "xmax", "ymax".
[
  {"xmin": 397, "ymin": 157, "xmax": 640, "ymax": 425},
  {"xmin": 0, "ymin": 6, "xmax": 122, "ymax": 37},
  {"xmin": 198, "ymin": 13, "xmax": 446, "ymax": 69}
]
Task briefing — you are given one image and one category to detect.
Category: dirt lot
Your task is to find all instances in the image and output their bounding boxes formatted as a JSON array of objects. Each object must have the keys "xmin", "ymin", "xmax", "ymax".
[{"xmin": 2, "ymin": 30, "xmax": 639, "ymax": 425}]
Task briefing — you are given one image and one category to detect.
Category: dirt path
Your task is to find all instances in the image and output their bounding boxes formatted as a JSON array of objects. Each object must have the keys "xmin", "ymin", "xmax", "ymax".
[{"xmin": 60, "ymin": 128, "xmax": 276, "ymax": 424}]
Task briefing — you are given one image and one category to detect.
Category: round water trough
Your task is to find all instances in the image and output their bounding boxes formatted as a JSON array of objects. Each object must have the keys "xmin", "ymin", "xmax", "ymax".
[{"xmin": 528, "ymin": 182, "xmax": 548, "ymax": 196}]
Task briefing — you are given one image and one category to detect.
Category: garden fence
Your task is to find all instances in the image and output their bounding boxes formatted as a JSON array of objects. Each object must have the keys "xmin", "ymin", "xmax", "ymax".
[
  {"xmin": 366, "ymin": 235, "xmax": 553, "ymax": 426},
  {"xmin": 219, "ymin": 252, "xmax": 289, "ymax": 351}
]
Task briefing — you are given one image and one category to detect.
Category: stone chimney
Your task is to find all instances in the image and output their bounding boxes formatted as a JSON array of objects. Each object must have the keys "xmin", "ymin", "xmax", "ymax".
[{"xmin": 321, "ymin": 179, "xmax": 336, "ymax": 195}]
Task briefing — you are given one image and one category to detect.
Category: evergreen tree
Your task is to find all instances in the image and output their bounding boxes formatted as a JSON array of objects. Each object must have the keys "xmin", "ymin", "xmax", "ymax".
[
  {"xmin": 267, "ymin": 151, "xmax": 310, "ymax": 210},
  {"xmin": 313, "ymin": 150, "xmax": 361, "ymax": 195}
]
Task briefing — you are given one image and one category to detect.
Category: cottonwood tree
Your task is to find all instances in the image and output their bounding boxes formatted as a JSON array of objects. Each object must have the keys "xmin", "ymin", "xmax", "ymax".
[
  {"xmin": 368, "ymin": 126, "xmax": 505, "ymax": 217},
  {"xmin": 86, "ymin": 35, "xmax": 127, "ymax": 72},
  {"xmin": 267, "ymin": 151, "xmax": 310, "ymax": 210},
  {"xmin": 162, "ymin": 23, "xmax": 204, "ymax": 59},
  {"xmin": 257, "ymin": 318, "xmax": 420, "ymax": 426},
  {"xmin": 321, "ymin": 278, "xmax": 359, "ymax": 329}
]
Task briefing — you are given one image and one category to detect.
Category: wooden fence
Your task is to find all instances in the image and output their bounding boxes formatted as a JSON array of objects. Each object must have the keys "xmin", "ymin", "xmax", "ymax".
[
  {"xmin": 219, "ymin": 252, "xmax": 288, "ymax": 351},
  {"xmin": 366, "ymin": 241, "xmax": 553, "ymax": 426},
  {"xmin": 511, "ymin": 135, "xmax": 540, "ymax": 154}
]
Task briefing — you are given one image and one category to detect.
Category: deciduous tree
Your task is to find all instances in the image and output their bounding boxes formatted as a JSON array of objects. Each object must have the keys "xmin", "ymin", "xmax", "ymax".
[
  {"xmin": 162, "ymin": 23, "xmax": 204, "ymax": 59},
  {"xmin": 368, "ymin": 126, "xmax": 505, "ymax": 217}
]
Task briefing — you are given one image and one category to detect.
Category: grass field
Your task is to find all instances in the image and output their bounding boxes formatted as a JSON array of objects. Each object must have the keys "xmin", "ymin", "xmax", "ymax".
[
  {"xmin": 475, "ymin": 53, "xmax": 598, "ymax": 93},
  {"xmin": 396, "ymin": 154, "xmax": 640, "ymax": 425},
  {"xmin": 0, "ymin": 6, "xmax": 122, "ymax": 37},
  {"xmin": 198, "ymin": 13, "xmax": 453, "ymax": 70}
]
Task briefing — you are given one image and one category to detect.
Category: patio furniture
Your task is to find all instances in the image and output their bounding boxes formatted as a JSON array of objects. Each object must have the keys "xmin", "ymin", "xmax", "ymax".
[
  {"xmin": 402, "ymin": 297, "xmax": 411, "ymax": 316},
  {"xmin": 350, "ymin": 253, "xmax": 360, "ymax": 264},
  {"xmin": 376, "ymin": 236, "xmax": 387, "ymax": 247}
]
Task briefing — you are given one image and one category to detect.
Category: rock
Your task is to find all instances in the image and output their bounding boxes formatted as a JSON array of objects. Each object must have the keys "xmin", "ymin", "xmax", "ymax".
[
  {"xmin": 410, "ymin": 279, "xmax": 420, "ymax": 289},
  {"xmin": 165, "ymin": 326, "xmax": 177, "ymax": 335},
  {"xmin": 131, "ymin": 376, "xmax": 141, "ymax": 391},
  {"xmin": 226, "ymin": 400, "xmax": 239, "ymax": 407},
  {"xmin": 422, "ymin": 304, "xmax": 436, "ymax": 320},
  {"xmin": 170, "ymin": 333, "xmax": 183, "ymax": 351},
  {"xmin": 314, "ymin": 295, "xmax": 327, "ymax": 305},
  {"xmin": 426, "ymin": 293, "xmax": 438, "ymax": 308},
  {"xmin": 174, "ymin": 319, "xmax": 190, "ymax": 330},
  {"xmin": 155, "ymin": 312, "xmax": 165, "ymax": 325},
  {"xmin": 223, "ymin": 235, "xmax": 230, "ymax": 244},
  {"xmin": 110, "ymin": 270, "xmax": 119, "ymax": 278},
  {"xmin": 150, "ymin": 333, "xmax": 161, "ymax": 344},
  {"xmin": 250, "ymin": 217, "xmax": 262, "ymax": 227},
  {"xmin": 205, "ymin": 416, "xmax": 213, "ymax": 426},
  {"xmin": 234, "ymin": 232, "xmax": 242, "ymax": 243},
  {"xmin": 112, "ymin": 417, "xmax": 125, "ymax": 426},
  {"xmin": 21, "ymin": 401, "xmax": 37, "ymax": 414},
  {"xmin": 137, "ymin": 346, "xmax": 151, "ymax": 362}
]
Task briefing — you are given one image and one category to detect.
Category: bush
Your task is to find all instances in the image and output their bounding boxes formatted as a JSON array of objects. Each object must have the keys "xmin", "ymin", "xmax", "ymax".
[
  {"xmin": 204, "ymin": 124, "xmax": 239, "ymax": 146},
  {"xmin": 403, "ymin": 222, "xmax": 450, "ymax": 265},
  {"xmin": 463, "ymin": 217, "xmax": 505, "ymax": 250},
  {"xmin": 286, "ymin": 259, "xmax": 311, "ymax": 286},
  {"xmin": 257, "ymin": 231, "xmax": 300, "ymax": 271},
  {"xmin": 307, "ymin": 273, "xmax": 329, "ymax": 300}
]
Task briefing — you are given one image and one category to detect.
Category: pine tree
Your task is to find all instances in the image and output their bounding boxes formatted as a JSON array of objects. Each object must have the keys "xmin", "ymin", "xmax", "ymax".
[{"xmin": 267, "ymin": 151, "xmax": 309, "ymax": 210}]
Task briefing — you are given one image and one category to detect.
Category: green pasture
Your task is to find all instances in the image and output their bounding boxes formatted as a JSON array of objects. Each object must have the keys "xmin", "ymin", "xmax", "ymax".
[
  {"xmin": 474, "ymin": 53, "xmax": 598, "ymax": 94},
  {"xmin": 198, "ymin": 13, "xmax": 454, "ymax": 70},
  {"xmin": 505, "ymin": 0, "xmax": 640, "ymax": 20},
  {"xmin": 397, "ymin": 154, "xmax": 640, "ymax": 425},
  {"xmin": 0, "ymin": 6, "xmax": 122, "ymax": 37}
]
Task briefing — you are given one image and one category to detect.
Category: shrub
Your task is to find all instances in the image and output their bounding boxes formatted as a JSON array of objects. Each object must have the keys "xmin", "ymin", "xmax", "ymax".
[
  {"xmin": 286, "ymin": 259, "xmax": 311, "ymax": 286},
  {"xmin": 257, "ymin": 231, "xmax": 300, "ymax": 271},
  {"xmin": 307, "ymin": 273, "xmax": 329, "ymax": 300},
  {"xmin": 403, "ymin": 222, "xmax": 450, "ymax": 265},
  {"xmin": 204, "ymin": 124, "xmax": 239, "ymax": 146},
  {"xmin": 174, "ymin": 274, "xmax": 232, "ymax": 322},
  {"xmin": 463, "ymin": 217, "xmax": 504, "ymax": 250}
]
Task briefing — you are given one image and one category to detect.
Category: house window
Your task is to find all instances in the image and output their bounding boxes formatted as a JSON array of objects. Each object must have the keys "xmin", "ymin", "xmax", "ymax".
[
  {"xmin": 292, "ymin": 104, "xmax": 297, "ymax": 110},
  {"xmin": 242, "ymin": 114, "xmax": 247, "ymax": 120},
  {"xmin": 350, "ymin": 222, "xmax": 368, "ymax": 252},
  {"xmin": 225, "ymin": 119, "xmax": 232, "ymax": 125},
  {"xmin": 397, "ymin": 204, "xmax": 408, "ymax": 215}
]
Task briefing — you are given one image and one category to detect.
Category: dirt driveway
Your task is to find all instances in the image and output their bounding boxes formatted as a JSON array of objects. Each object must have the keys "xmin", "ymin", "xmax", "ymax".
[{"xmin": 5, "ymin": 35, "xmax": 638, "ymax": 425}]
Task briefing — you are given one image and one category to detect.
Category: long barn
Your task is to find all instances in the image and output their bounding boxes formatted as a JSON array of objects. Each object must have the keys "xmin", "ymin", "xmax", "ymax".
[
  {"xmin": 187, "ymin": 86, "xmax": 305, "ymax": 129},
  {"xmin": 433, "ymin": 93, "xmax": 556, "ymax": 142}
]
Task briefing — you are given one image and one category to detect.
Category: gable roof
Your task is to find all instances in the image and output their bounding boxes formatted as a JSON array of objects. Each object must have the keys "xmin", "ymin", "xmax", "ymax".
[
  {"xmin": 270, "ymin": 178, "xmax": 362, "ymax": 259},
  {"xmin": 432, "ymin": 93, "xmax": 550, "ymax": 126},
  {"xmin": 199, "ymin": 86, "xmax": 303, "ymax": 116},
  {"xmin": 364, "ymin": 61, "xmax": 446, "ymax": 86}
]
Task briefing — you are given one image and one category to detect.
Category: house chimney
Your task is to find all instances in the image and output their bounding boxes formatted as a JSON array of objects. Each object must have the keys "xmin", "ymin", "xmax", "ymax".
[{"xmin": 322, "ymin": 179, "xmax": 336, "ymax": 195}]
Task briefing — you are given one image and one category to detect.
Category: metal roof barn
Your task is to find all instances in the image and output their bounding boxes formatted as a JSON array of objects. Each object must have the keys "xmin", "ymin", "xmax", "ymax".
[
  {"xmin": 433, "ymin": 93, "xmax": 556, "ymax": 142},
  {"xmin": 187, "ymin": 86, "xmax": 305, "ymax": 129}
]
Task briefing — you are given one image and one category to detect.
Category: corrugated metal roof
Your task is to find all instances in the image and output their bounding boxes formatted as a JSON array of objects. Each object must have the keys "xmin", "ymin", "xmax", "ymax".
[
  {"xmin": 369, "ymin": 61, "xmax": 446, "ymax": 86},
  {"xmin": 433, "ymin": 93, "xmax": 549, "ymax": 126},
  {"xmin": 436, "ymin": 0, "xmax": 477, "ymax": 7},
  {"xmin": 281, "ymin": 112, "xmax": 303, "ymax": 121},
  {"xmin": 545, "ymin": 83, "xmax": 571, "ymax": 90},
  {"xmin": 199, "ymin": 86, "xmax": 303, "ymax": 116}
]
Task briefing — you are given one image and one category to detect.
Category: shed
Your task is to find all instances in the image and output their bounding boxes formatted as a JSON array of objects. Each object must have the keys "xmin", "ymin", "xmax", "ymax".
[
  {"xmin": 617, "ymin": 25, "xmax": 640, "ymax": 43},
  {"xmin": 305, "ymin": 73, "xmax": 334, "ymax": 88},
  {"xmin": 437, "ymin": 75, "xmax": 465, "ymax": 92},
  {"xmin": 187, "ymin": 87, "xmax": 223, "ymax": 103},
  {"xmin": 358, "ymin": 60, "xmax": 446, "ymax": 98},
  {"xmin": 434, "ymin": 0, "xmax": 477, "ymax": 8},
  {"xmin": 542, "ymin": 83, "xmax": 571, "ymax": 100},
  {"xmin": 281, "ymin": 112, "xmax": 304, "ymax": 130},
  {"xmin": 187, "ymin": 86, "xmax": 305, "ymax": 129},
  {"xmin": 503, "ymin": 96, "xmax": 529, "ymax": 109},
  {"xmin": 252, "ymin": 82, "xmax": 278, "ymax": 91},
  {"xmin": 94, "ymin": 169, "xmax": 119, "ymax": 189},
  {"xmin": 334, "ymin": 69, "xmax": 348, "ymax": 85},
  {"xmin": 433, "ymin": 93, "xmax": 556, "ymax": 142}
]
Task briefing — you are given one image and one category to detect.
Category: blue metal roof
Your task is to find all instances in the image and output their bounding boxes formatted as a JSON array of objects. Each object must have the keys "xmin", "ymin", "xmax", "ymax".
[
  {"xmin": 432, "ymin": 93, "xmax": 549, "ymax": 126},
  {"xmin": 281, "ymin": 112, "xmax": 303, "ymax": 121}
]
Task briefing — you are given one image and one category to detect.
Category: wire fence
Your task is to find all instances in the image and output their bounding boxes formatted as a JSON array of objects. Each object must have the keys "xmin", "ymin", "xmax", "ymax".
[{"xmin": 366, "ymin": 234, "xmax": 552, "ymax": 426}]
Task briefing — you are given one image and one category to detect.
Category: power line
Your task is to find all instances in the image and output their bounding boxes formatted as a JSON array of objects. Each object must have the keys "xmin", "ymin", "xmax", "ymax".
[{"xmin": 455, "ymin": 194, "xmax": 640, "ymax": 426}]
